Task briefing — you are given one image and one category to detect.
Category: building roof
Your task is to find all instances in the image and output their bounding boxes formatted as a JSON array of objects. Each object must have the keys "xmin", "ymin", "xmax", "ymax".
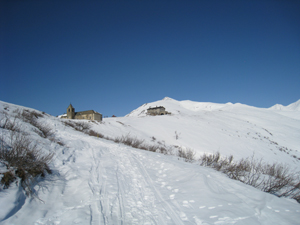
[
  {"xmin": 147, "ymin": 106, "xmax": 165, "ymax": 110},
  {"xmin": 67, "ymin": 104, "xmax": 74, "ymax": 109},
  {"xmin": 75, "ymin": 110, "xmax": 101, "ymax": 115}
]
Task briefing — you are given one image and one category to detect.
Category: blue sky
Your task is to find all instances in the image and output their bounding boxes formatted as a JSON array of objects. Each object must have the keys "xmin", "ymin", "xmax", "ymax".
[{"xmin": 1, "ymin": 0, "xmax": 299, "ymax": 117}]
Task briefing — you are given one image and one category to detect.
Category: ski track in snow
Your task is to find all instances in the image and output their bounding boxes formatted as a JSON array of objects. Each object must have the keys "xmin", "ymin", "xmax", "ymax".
[{"xmin": 87, "ymin": 141, "xmax": 186, "ymax": 225}]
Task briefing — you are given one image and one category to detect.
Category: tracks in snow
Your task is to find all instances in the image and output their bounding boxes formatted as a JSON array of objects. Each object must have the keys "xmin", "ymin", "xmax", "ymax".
[{"xmin": 87, "ymin": 140, "xmax": 185, "ymax": 225}]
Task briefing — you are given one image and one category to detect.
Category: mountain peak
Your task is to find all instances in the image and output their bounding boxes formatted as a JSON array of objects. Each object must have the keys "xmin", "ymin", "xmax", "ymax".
[
  {"xmin": 162, "ymin": 97, "xmax": 175, "ymax": 101},
  {"xmin": 270, "ymin": 99, "xmax": 300, "ymax": 111}
]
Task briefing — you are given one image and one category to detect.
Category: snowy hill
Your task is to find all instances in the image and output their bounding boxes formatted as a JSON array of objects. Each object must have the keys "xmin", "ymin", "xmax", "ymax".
[
  {"xmin": 269, "ymin": 99, "xmax": 300, "ymax": 111},
  {"xmin": 96, "ymin": 97, "xmax": 300, "ymax": 168},
  {"xmin": 0, "ymin": 99, "xmax": 300, "ymax": 224}
]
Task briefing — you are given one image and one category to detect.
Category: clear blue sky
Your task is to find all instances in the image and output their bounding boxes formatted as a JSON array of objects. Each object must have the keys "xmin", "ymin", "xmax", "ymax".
[{"xmin": 1, "ymin": 0, "xmax": 299, "ymax": 117}]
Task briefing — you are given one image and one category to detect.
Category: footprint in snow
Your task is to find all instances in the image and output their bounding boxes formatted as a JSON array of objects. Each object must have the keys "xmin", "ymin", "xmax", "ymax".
[
  {"xmin": 170, "ymin": 194, "xmax": 175, "ymax": 199},
  {"xmin": 199, "ymin": 206, "xmax": 206, "ymax": 209},
  {"xmin": 208, "ymin": 207, "xmax": 215, "ymax": 209},
  {"xmin": 210, "ymin": 215, "xmax": 218, "ymax": 218},
  {"xmin": 180, "ymin": 212, "xmax": 188, "ymax": 221},
  {"xmin": 167, "ymin": 186, "xmax": 172, "ymax": 190},
  {"xmin": 193, "ymin": 216, "xmax": 206, "ymax": 225},
  {"xmin": 161, "ymin": 182, "xmax": 166, "ymax": 187},
  {"xmin": 183, "ymin": 201, "xmax": 190, "ymax": 208}
]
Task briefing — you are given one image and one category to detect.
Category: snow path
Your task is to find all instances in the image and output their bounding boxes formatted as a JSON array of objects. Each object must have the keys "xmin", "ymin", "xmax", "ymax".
[{"xmin": 77, "ymin": 139, "xmax": 185, "ymax": 225}]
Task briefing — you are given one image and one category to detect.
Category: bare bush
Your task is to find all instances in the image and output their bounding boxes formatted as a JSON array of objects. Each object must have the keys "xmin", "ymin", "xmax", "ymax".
[
  {"xmin": 0, "ymin": 113, "xmax": 20, "ymax": 132},
  {"xmin": 74, "ymin": 121, "xmax": 91, "ymax": 132},
  {"xmin": 199, "ymin": 152, "xmax": 300, "ymax": 203},
  {"xmin": 87, "ymin": 130, "xmax": 104, "ymax": 138},
  {"xmin": 0, "ymin": 132, "xmax": 53, "ymax": 195},
  {"xmin": 199, "ymin": 152, "xmax": 221, "ymax": 167},
  {"xmin": 62, "ymin": 120, "xmax": 91, "ymax": 133},
  {"xmin": 18, "ymin": 110, "xmax": 43, "ymax": 126},
  {"xmin": 147, "ymin": 145, "xmax": 159, "ymax": 152},
  {"xmin": 131, "ymin": 137, "xmax": 144, "ymax": 148},
  {"xmin": 114, "ymin": 135, "xmax": 145, "ymax": 149},
  {"xmin": 177, "ymin": 147, "xmax": 196, "ymax": 162},
  {"xmin": 34, "ymin": 123, "xmax": 54, "ymax": 138},
  {"xmin": 175, "ymin": 131, "xmax": 180, "ymax": 140},
  {"xmin": 62, "ymin": 120, "xmax": 77, "ymax": 129},
  {"xmin": 1, "ymin": 171, "xmax": 16, "ymax": 189},
  {"xmin": 260, "ymin": 164, "xmax": 295, "ymax": 194},
  {"xmin": 14, "ymin": 109, "xmax": 54, "ymax": 139},
  {"xmin": 158, "ymin": 146, "xmax": 168, "ymax": 154},
  {"xmin": 113, "ymin": 136, "xmax": 122, "ymax": 143}
]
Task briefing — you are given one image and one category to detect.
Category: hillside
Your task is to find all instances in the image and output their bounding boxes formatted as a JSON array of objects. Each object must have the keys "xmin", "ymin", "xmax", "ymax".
[
  {"xmin": 0, "ymin": 99, "xmax": 300, "ymax": 224},
  {"xmin": 93, "ymin": 97, "xmax": 300, "ymax": 168}
]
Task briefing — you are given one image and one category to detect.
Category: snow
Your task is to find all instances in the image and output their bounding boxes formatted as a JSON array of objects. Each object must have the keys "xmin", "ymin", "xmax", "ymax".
[
  {"xmin": 103, "ymin": 98, "xmax": 300, "ymax": 167},
  {"xmin": 269, "ymin": 99, "xmax": 300, "ymax": 111},
  {"xmin": 1, "ymin": 99, "xmax": 300, "ymax": 224}
]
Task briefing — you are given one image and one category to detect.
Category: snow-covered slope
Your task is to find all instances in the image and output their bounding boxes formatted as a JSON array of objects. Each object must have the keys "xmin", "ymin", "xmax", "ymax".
[
  {"xmin": 92, "ymin": 97, "xmax": 300, "ymax": 168},
  {"xmin": 269, "ymin": 99, "xmax": 300, "ymax": 111},
  {"xmin": 0, "ymin": 99, "xmax": 300, "ymax": 224}
]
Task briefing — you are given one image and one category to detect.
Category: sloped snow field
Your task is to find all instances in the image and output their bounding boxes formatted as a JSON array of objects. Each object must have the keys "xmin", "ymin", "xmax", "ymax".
[{"xmin": 0, "ymin": 98, "xmax": 300, "ymax": 224}]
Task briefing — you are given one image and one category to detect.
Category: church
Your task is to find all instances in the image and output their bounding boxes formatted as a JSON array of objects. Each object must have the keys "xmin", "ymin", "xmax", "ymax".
[{"xmin": 60, "ymin": 104, "xmax": 102, "ymax": 121}]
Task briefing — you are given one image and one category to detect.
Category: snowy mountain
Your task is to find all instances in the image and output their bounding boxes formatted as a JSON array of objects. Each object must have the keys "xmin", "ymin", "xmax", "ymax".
[
  {"xmin": 0, "ymin": 99, "xmax": 300, "ymax": 224},
  {"xmin": 109, "ymin": 97, "xmax": 300, "ymax": 167},
  {"xmin": 269, "ymin": 99, "xmax": 300, "ymax": 111}
]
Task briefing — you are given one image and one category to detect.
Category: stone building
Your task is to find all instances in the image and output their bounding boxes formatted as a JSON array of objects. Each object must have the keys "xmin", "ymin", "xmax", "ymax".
[
  {"xmin": 61, "ymin": 104, "xmax": 102, "ymax": 121},
  {"xmin": 147, "ymin": 106, "xmax": 170, "ymax": 116}
]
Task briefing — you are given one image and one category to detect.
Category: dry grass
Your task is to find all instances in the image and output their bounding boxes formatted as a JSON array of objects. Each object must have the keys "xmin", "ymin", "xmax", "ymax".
[{"xmin": 0, "ymin": 132, "xmax": 53, "ymax": 195}]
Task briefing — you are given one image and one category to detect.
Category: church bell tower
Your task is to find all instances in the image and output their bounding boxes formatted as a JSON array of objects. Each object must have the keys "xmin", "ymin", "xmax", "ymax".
[{"xmin": 67, "ymin": 104, "xmax": 75, "ymax": 119}]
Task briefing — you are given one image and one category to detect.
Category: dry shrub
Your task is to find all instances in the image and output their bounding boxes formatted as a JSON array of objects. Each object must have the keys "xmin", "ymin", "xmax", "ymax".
[
  {"xmin": 158, "ymin": 146, "xmax": 168, "ymax": 154},
  {"xmin": 199, "ymin": 152, "xmax": 300, "ymax": 203},
  {"xmin": 1, "ymin": 171, "xmax": 16, "ymax": 189},
  {"xmin": 0, "ymin": 113, "xmax": 20, "ymax": 132},
  {"xmin": 147, "ymin": 145, "xmax": 159, "ymax": 152},
  {"xmin": 113, "ymin": 136, "xmax": 122, "ymax": 143},
  {"xmin": 18, "ymin": 110, "xmax": 43, "ymax": 126},
  {"xmin": 62, "ymin": 120, "xmax": 91, "ymax": 132},
  {"xmin": 34, "ymin": 123, "xmax": 54, "ymax": 138},
  {"xmin": 111, "ymin": 135, "xmax": 163, "ymax": 153},
  {"xmin": 14, "ymin": 109, "xmax": 54, "ymax": 139},
  {"xmin": 0, "ymin": 132, "xmax": 53, "ymax": 195},
  {"xmin": 177, "ymin": 147, "xmax": 196, "ymax": 162},
  {"xmin": 62, "ymin": 120, "xmax": 77, "ymax": 129},
  {"xmin": 113, "ymin": 135, "xmax": 144, "ymax": 149},
  {"xmin": 74, "ymin": 121, "xmax": 91, "ymax": 132},
  {"xmin": 88, "ymin": 130, "xmax": 104, "ymax": 138}
]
